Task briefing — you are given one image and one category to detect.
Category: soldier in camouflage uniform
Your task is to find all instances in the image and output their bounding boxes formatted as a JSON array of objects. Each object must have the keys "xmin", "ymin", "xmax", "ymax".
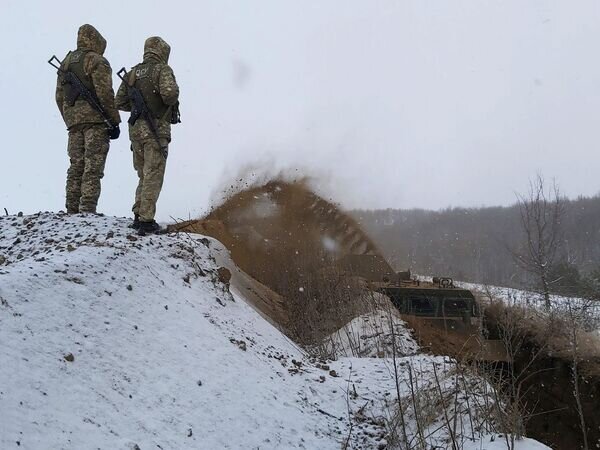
[
  {"xmin": 116, "ymin": 36, "xmax": 180, "ymax": 234},
  {"xmin": 55, "ymin": 24, "xmax": 121, "ymax": 214}
]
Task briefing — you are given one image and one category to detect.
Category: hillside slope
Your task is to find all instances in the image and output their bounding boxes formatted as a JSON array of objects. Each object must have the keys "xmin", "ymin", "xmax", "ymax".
[{"xmin": 0, "ymin": 213, "xmax": 548, "ymax": 449}]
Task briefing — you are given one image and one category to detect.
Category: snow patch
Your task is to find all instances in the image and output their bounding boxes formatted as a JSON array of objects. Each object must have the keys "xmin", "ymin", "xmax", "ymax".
[{"xmin": 321, "ymin": 310, "xmax": 419, "ymax": 359}]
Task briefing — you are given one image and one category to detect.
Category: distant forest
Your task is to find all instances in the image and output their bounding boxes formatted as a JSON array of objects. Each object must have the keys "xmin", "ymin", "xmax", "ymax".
[{"xmin": 352, "ymin": 195, "xmax": 600, "ymax": 291}]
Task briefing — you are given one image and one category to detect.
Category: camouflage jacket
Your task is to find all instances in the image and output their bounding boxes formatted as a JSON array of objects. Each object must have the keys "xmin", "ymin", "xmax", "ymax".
[
  {"xmin": 55, "ymin": 24, "xmax": 120, "ymax": 130},
  {"xmin": 116, "ymin": 36, "xmax": 180, "ymax": 142}
]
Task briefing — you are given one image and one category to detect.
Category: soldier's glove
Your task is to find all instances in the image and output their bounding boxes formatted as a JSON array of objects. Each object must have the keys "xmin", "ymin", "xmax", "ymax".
[{"xmin": 109, "ymin": 125, "xmax": 120, "ymax": 140}]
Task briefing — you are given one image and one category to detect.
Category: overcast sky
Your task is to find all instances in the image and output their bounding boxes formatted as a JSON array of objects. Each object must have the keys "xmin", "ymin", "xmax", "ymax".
[{"xmin": 1, "ymin": 1, "xmax": 599, "ymax": 220}]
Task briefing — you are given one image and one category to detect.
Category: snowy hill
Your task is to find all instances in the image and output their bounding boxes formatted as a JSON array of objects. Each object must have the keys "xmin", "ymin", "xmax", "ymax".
[
  {"xmin": 0, "ymin": 213, "xmax": 549, "ymax": 449},
  {"xmin": 458, "ymin": 280, "xmax": 600, "ymax": 333}
]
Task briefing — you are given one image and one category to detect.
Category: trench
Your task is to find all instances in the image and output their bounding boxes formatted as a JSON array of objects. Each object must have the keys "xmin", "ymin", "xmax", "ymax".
[
  {"xmin": 482, "ymin": 310, "xmax": 600, "ymax": 450},
  {"xmin": 405, "ymin": 310, "xmax": 600, "ymax": 449}
]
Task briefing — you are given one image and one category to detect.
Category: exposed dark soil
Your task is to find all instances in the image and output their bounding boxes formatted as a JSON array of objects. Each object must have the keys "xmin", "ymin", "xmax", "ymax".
[
  {"xmin": 410, "ymin": 308, "xmax": 600, "ymax": 449},
  {"xmin": 514, "ymin": 347, "xmax": 600, "ymax": 449},
  {"xmin": 483, "ymin": 305, "xmax": 600, "ymax": 450}
]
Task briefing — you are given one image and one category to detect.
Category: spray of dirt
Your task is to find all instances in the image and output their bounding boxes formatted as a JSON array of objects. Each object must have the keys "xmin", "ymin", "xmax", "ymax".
[
  {"xmin": 207, "ymin": 161, "xmax": 338, "ymax": 217},
  {"xmin": 171, "ymin": 177, "xmax": 387, "ymax": 296}
]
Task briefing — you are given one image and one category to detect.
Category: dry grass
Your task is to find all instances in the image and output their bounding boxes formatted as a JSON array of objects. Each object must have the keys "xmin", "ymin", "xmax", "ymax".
[
  {"xmin": 482, "ymin": 298, "xmax": 600, "ymax": 449},
  {"xmin": 276, "ymin": 245, "xmax": 371, "ymax": 347},
  {"xmin": 484, "ymin": 300, "xmax": 600, "ymax": 375}
]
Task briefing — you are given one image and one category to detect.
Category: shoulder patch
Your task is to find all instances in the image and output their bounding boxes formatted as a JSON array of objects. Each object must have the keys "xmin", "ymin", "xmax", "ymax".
[
  {"xmin": 70, "ymin": 50, "xmax": 83, "ymax": 63},
  {"xmin": 83, "ymin": 53, "xmax": 110, "ymax": 75},
  {"xmin": 99, "ymin": 56, "xmax": 111, "ymax": 68},
  {"xmin": 167, "ymin": 66, "xmax": 177, "ymax": 81}
]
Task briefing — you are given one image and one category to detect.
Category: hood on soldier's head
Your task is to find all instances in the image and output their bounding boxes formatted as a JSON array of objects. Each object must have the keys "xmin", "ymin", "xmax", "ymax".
[
  {"xmin": 77, "ymin": 24, "xmax": 107, "ymax": 55},
  {"xmin": 143, "ymin": 36, "xmax": 171, "ymax": 64}
]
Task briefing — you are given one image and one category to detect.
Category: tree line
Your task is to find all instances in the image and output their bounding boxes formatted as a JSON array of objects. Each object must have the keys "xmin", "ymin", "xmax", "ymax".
[{"xmin": 352, "ymin": 186, "xmax": 600, "ymax": 298}]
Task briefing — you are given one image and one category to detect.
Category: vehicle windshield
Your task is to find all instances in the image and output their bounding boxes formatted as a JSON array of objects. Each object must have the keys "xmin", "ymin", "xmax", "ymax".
[
  {"xmin": 410, "ymin": 296, "xmax": 435, "ymax": 315},
  {"xmin": 443, "ymin": 298, "xmax": 470, "ymax": 316}
]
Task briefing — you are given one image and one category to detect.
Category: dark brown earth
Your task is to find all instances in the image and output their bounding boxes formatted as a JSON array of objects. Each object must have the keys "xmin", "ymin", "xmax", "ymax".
[{"xmin": 482, "ymin": 304, "xmax": 600, "ymax": 450}]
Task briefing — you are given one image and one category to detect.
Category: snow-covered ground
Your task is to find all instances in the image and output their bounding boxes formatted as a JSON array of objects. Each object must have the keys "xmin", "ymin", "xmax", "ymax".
[
  {"xmin": 0, "ymin": 213, "xmax": 549, "ymax": 449},
  {"xmin": 458, "ymin": 280, "xmax": 600, "ymax": 331},
  {"xmin": 321, "ymin": 310, "xmax": 419, "ymax": 359}
]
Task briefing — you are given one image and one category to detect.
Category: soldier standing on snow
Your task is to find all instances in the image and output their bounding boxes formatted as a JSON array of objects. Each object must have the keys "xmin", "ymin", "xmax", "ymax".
[
  {"xmin": 55, "ymin": 24, "xmax": 121, "ymax": 214},
  {"xmin": 115, "ymin": 36, "xmax": 180, "ymax": 235}
]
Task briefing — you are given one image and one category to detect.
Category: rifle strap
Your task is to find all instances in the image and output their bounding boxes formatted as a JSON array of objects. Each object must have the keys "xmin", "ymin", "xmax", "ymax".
[
  {"xmin": 60, "ymin": 52, "xmax": 71, "ymax": 72},
  {"xmin": 127, "ymin": 69, "xmax": 136, "ymax": 88},
  {"xmin": 130, "ymin": 63, "xmax": 169, "ymax": 121},
  {"xmin": 63, "ymin": 49, "xmax": 97, "ymax": 103}
]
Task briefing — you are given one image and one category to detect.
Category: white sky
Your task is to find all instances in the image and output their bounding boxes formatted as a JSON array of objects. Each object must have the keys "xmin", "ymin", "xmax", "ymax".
[{"xmin": 1, "ymin": 1, "xmax": 599, "ymax": 220}]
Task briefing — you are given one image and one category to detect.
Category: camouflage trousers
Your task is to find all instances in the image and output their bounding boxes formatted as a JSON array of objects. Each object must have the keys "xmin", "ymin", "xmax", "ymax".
[
  {"xmin": 132, "ymin": 139, "xmax": 167, "ymax": 222},
  {"xmin": 66, "ymin": 124, "xmax": 110, "ymax": 213}
]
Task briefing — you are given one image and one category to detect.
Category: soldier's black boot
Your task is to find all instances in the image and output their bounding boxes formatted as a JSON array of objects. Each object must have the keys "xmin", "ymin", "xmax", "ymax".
[
  {"xmin": 129, "ymin": 214, "xmax": 140, "ymax": 229},
  {"xmin": 138, "ymin": 220, "xmax": 161, "ymax": 236}
]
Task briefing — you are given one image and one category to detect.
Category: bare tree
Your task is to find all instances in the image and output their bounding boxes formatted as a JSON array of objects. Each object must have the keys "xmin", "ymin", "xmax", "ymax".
[{"xmin": 512, "ymin": 175, "xmax": 565, "ymax": 310}]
